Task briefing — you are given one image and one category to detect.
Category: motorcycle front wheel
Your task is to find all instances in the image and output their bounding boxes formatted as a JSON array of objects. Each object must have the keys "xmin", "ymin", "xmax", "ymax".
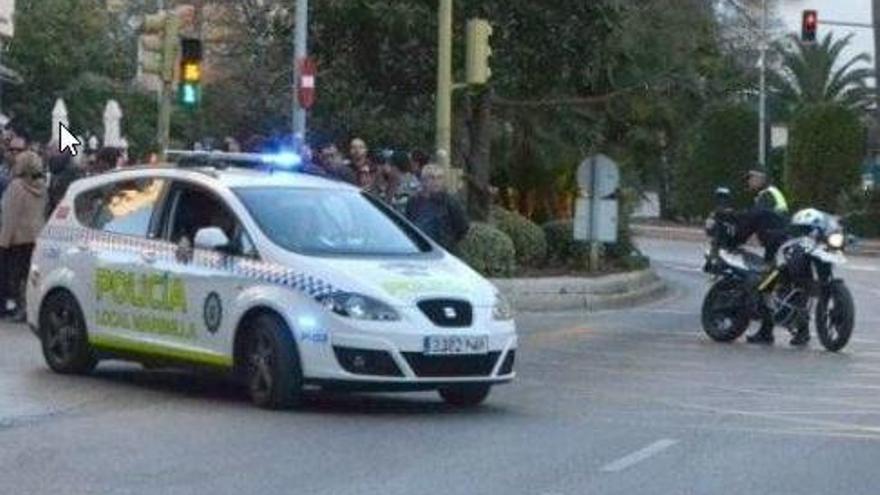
[
  {"xmin": 815, "ymin": 280, "xmax": 855, "ymax": 352},
  {"xmin": 701, "ymin": 278, "xmax": 751, "ymax": 342}
]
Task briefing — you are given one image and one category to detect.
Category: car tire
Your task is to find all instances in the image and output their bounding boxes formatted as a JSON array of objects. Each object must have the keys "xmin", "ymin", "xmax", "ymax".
[
  {"xmin": 39, "ymin": 291, "xmax": 97, "ymax": 375},
  {"xmin": 244, "ymin": 314, "xmax": 303, "ymax": 410},
  {"xmin": 438, "ymin": 384, "xmax": 492, "ymax": 407}
]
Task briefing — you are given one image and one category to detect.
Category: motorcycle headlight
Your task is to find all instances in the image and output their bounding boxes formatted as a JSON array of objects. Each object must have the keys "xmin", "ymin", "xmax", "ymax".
[
  {"xmin": 827, "ymin": 233, "xmax": 845, "ymax": 250},
  {"xmin": 492, "ymin": 293, "xmax": 515, "ymax": 321},
  {"xmin": 317, "ymin": 292, "xmax": 400, "ymax": 321}
]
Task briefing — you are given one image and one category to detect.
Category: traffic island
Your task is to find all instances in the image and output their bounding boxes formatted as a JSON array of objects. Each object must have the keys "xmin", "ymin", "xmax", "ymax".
[{"xmin": 491, "ymin": 269, "xmax": 667, "ymax": 313}]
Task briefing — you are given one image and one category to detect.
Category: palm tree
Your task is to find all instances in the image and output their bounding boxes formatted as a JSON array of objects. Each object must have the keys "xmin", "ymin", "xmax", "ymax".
[{"xmin": 769, "ymin": 33, "xmax": 874, "ymax": 115}]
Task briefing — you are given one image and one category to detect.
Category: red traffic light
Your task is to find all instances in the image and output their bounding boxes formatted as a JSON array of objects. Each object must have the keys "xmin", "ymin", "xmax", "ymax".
[{"xmin": 802, "ymin": 10, "xmax": 818, "ymax": 43}]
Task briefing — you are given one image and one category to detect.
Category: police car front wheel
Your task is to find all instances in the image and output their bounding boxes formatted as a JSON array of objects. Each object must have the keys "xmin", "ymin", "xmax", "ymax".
[
  {"xmin": 39, "ymin": 291, "xmax": 97, "ymax": 375},
  {"xmin": 244, "ymin": 314, "xmax": 304, "ymax": 409},
  {"xmin": 438, "ymin": 384, "xmax": 492, "ymax": 407}
]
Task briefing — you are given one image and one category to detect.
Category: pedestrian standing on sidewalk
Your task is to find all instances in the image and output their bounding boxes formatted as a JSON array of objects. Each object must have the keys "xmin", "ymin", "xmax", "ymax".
[
  {"xmin": 0, "ymin": 151, "xmax": 48, "ymax": 321},
  {"xmin": 370, "ymin": 149, "xmax": 401, "ymax": 204},
  {"xmin": 391, "ymin": 150, "xmax": 420, "ymax": 212},
  {"xmin": 405, "ymin": 164, "xmax": 469, "ymax": 252},
  {"xmin": 0, "ymin": 137, "xmax": 27, "ymax": 316}
]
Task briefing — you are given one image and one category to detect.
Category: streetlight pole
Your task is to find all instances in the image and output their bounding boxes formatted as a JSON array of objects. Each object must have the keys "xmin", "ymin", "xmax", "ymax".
[
  {"xmin": 292, "ymin": 0, "xmax": 309, "ymax": 144},
  {"xmin": 758, "ymin": 0, "xmax": 767, "ymax": 169}
]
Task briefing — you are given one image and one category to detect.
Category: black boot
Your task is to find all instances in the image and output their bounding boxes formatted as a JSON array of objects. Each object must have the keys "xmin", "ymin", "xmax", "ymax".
[
  {"xmin": 790, "ymin": 325, "xmax": 810, "ymax": 347},
  {"xmin": 747, "ymin": 325, "xmax": 775, "ymax": 345}
]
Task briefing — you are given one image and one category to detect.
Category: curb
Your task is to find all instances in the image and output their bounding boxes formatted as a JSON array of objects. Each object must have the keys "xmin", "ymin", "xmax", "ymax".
[
  {"xmin": 490, "ymin": 269, "xmax": 668, "ymax": 313},
  {"xmin": 633, "ymin": 224, "xmax": 880, "ymax": 257}
]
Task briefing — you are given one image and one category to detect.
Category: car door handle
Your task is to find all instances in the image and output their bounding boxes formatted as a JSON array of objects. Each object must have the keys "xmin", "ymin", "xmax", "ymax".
[{"xmin": 141, "ymin": 250, "xmax": 157, "ymax": 264}]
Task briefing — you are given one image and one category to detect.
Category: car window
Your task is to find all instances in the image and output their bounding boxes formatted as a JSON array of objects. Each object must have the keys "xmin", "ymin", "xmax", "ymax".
[
  {"xmin": 164, "ymin": 183, "xmax": 257, "ymax": 258},
  {"xmin": 74, "ymin": 178, "xmax": 166, "ymax": 237},
  {"xmin": 234, "ymin": 187, "xmax": 431, "ymax": 256}
]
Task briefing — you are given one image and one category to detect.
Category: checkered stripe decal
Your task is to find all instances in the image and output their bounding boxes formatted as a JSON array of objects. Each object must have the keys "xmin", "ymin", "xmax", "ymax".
[{"xmin": 40, "ymin": 226, "xmax": 341, "ymax": 299}]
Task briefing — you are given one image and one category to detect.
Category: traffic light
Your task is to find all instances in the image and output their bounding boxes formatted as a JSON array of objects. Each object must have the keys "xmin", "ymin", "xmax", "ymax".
[
  {"xmin": 465, "ymin": 18, "xmax": 493, "ymax": 85},
  {"xmin": 178, "ymin": 38, "xmax": 203, "ymax": 108},
  {"xmin": 140, "ymin": 12, "xmax": 180, "ymax": 83},
  {"xmin": 802, "ymin": 10, "xmax": 818, "ymax": 43}
]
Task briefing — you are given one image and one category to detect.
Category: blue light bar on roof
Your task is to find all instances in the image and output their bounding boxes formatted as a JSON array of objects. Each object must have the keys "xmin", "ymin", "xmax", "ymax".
[{"xmin": 261, "ymin": 152, "xmax": 302, "ymax": 168}]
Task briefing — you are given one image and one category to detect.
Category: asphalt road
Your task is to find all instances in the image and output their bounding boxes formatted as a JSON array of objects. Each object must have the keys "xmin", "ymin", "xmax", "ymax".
[{"xmin": 2, "ymin": 237, "xmax": 880, "ymax": 495}]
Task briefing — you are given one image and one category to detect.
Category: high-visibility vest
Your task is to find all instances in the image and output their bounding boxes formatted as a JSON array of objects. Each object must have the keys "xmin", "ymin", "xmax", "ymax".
[{"xmin": 760, "ymin": 186, "xmax": 789, "ymax": 214}]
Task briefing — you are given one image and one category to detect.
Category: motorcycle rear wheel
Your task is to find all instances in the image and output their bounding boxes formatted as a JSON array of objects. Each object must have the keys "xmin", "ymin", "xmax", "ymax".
[
  {"xmin": 701, "ymin": 279, "xmax": 751, "ymax": 342},
  {"xmin": 815, "ymin": 280, "xmax": 855, "ymax": 352}
]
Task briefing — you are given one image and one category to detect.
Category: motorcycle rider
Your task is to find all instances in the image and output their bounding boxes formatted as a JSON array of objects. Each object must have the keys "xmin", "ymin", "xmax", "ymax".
[{"xmin": 740, "ymin": 169, "xmax": 809, "ymax": 346}]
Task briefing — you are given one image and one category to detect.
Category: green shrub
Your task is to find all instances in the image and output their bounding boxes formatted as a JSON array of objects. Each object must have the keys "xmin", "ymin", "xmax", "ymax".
[
  {"xmin": 672, "ymin": 103, "xmax": 758, "ymax": 219},
  {"xmin": 542, "ymin": 219, "xmax": 590, "ymax": 266},
  {"xmin": 785, "ymin": 103, "xmax": 864, "ymax": 212},
  {"xmin": 490, "ymin": 207, "xmax": 548, "ymax": 267},
  {"xmin": 457, "ymin": 223, "xmax": 516, "ymax": 277},
  {"xmin": 840, "ymin": 188, "xmax": 880, "ymax": 238}
]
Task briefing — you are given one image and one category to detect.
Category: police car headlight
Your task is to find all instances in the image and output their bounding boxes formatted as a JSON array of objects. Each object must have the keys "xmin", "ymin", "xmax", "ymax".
[
  {"xmin": 827, "ymin": 233, "xmax": 845, "ymax": 250},
  {"xmin": 318, "ymin": 292, "xmax": 400, "ymax": 321},
  {"xmin": 492, "ymin": 293, "xmax": 515, "ymax": 321}
]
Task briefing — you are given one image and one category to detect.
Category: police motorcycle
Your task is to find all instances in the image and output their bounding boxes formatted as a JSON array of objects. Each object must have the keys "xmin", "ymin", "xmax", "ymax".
[{"xmin": 701, "ymin": 188, "xmax": 855, "ymax": 352}]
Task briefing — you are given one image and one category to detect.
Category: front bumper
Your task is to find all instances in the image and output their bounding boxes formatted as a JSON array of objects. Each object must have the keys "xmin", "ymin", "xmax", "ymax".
[{"xmin": 295, "ymin": 308, "xmax": 517, "ymax": 385}]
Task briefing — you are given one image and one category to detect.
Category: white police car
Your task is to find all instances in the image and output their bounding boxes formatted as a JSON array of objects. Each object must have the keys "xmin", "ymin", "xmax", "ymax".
[{"xmin": 27, "ymin": 151, "xmax": 516, "ymax": 409}]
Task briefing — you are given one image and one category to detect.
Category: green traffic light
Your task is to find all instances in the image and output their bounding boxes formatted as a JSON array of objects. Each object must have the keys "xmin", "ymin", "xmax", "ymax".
[{"xmin": 179, "ymin": 82, "xmax": 200, "ymax": 107}]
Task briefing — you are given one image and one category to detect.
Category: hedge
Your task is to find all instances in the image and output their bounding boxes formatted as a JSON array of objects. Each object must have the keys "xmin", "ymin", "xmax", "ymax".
[
  {"xmin": 785, "ymin": 103, "xmax": 864, "ymax": 212},
  {"xmin": 490, "ymin": 207, "xmax": 548, "ymax": 267},
  {"xmin": 672, "ymin": 103, "xmax": 758, "ymax": 219},
  {"xmin": 457, "ymin": 222, "xmax": 516, "ymax": 277}
]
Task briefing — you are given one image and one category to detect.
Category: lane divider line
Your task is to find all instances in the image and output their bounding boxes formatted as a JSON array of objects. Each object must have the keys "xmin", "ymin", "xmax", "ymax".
[{"xmin": 600, "ymin": 438, "xmax": 679, "ymax": 473}]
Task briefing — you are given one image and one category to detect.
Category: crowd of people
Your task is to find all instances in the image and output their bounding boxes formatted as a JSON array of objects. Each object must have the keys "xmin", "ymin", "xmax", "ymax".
[
  {"xmin": 0, "ymin": 127, "xmax": 132, "ymax": 321},
  {"xmin": 298, "ymin": 137, "xmax": 470, "ymax": 252},
  {"xmin": 0, "ymin": 129, "xmax": 471, "ymax": 323}
]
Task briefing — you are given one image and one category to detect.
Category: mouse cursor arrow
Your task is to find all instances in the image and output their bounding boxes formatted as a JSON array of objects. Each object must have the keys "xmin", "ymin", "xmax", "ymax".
[{"xmin": 58, "ymin": 122, "xmax": 81, "ymax": 156}]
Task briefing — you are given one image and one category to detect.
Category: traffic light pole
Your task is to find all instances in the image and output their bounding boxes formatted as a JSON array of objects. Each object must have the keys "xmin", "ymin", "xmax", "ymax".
[
  {"xmin": 158, "ymin": 78, "xmax": 173, "ymax": 160},
  {"xmin": 436, "ymin": 0, "xmax": 452, "ymax": 171},
  {"xmin": 758, "ymin": 0, "xmax": 767, "ymax": 169},
  {"xmin": 292, "ymin": 0, "xmax": 308, "ymax": 144}
]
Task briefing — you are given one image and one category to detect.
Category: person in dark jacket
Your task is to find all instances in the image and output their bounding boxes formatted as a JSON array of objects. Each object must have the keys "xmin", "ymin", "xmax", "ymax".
[
  {"xmin": 739, "ymin": 169, "xmax": 807, "ymax": 346},
  {"xmin": 46, "ymin": 153, "xmax": 82, "ymax": 216},
  {"xmin": 405, "ymin": 164, "xmax": 469, "ymax": 252}
]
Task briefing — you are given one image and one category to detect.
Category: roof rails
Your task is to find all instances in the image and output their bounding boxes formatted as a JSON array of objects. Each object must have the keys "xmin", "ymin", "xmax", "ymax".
[{"xmin": 165, "ymin": 149, "xmax": 303, "ymax": 171}]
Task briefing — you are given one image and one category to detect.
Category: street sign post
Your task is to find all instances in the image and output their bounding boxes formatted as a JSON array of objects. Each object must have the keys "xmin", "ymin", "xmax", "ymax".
[{"xmin": 574, "ymin": 154, "xmax": 620, "ymax": 271}]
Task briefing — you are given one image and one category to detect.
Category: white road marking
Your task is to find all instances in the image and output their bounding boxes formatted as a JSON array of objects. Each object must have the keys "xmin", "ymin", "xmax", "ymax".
[
  {"xmin": 600, "ymin": 439, "xmax": 678, "ymax": 473},
  {"xmin": 659, "ymin": 262, "xmax": 703, "ymax": 273},
  {"xmin": 630, "ymin": 308, "xmax": 698, "ymax": 315}
]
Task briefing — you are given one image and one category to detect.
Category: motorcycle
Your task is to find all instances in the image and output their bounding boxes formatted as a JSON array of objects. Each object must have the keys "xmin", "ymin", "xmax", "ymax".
[{"xmin": 701, "ymin": 187, "xmax": 855, "ymax": 352}]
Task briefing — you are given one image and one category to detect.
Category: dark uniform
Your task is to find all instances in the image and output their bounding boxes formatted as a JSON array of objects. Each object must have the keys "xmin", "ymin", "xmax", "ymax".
[{"xmin": 743, "ymin": 184, "xmax": 808, "ymax": 345}]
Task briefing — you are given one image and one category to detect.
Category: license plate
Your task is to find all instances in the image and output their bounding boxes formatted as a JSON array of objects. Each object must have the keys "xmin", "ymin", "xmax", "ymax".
[{"xmin": 423, "ymin": 335, "xmax": 489, "ymax": 355}]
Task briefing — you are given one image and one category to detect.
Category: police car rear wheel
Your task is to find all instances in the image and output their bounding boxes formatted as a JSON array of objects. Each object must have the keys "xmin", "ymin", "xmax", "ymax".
[
  {"xmin": 39, "ymin": 291, "xmax": 97, "ymax": 375},
  {"xmin": 245, "ymin": 315, "xmax": 303, "ymax": 409},
  {"xmin": 438, "ymin": 384, "xmax": 492, "ymax": 407}
]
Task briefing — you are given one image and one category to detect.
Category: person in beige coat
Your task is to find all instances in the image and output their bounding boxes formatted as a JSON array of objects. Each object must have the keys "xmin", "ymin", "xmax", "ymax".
[{"xmin": 0, "ymin": 151, "xmax": 47, "ymax": 321}]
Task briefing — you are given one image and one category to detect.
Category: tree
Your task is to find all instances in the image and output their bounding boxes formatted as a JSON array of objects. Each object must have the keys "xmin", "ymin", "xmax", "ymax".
[
  {"xmin": 769, "ymin": 33, "xmax": 874, "ymax": 116},
  {"xmin": 673, "ymin": 102, "xmax": 758, "ymax": 219},
  {"xmin": 784, "ymin": 103, "xmax": 864, "ymax": 211},
  {"xmin": 5, "ymin": 0, "xmax": 136, "ymax": 141}
]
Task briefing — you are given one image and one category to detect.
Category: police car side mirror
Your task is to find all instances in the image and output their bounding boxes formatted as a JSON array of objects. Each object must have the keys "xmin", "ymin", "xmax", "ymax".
[{"xmin": 194, "ymin": 227, "xmax": 230, "ymax": 252}]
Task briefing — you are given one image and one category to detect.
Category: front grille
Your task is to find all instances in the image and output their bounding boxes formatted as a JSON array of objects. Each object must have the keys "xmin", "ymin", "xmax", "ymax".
[
  {"xmin": 333, "ymin": 347, "xmax": 403, "ymax": 377},
  {"xmin": 417, "ymin": 299, "xmax": 473, "ymax": 327},
  {"xmin": 499, "ymin": 350, "xmax": 515, "ymax": 375},
  {"xmin": 402, "ymin": 351, "xmax": 501, "ymax": 377}
]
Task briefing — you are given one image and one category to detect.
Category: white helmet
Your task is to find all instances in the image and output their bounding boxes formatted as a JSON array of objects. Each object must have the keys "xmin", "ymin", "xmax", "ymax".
[{"xmin": 791, "ymin": 208, "xmax": 826, "ymax": 229}]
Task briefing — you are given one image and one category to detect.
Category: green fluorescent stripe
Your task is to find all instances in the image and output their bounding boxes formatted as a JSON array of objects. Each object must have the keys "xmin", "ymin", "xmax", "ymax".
[{"xmin": 90, "ymin": 334, "xmax": 233, "ymax": 368}]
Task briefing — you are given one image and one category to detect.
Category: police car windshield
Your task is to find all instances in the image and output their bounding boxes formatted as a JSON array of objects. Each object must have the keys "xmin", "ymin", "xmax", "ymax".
[{"xmin": 234, "ymin": 187, "xmax": 431, "ymax": 256}]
